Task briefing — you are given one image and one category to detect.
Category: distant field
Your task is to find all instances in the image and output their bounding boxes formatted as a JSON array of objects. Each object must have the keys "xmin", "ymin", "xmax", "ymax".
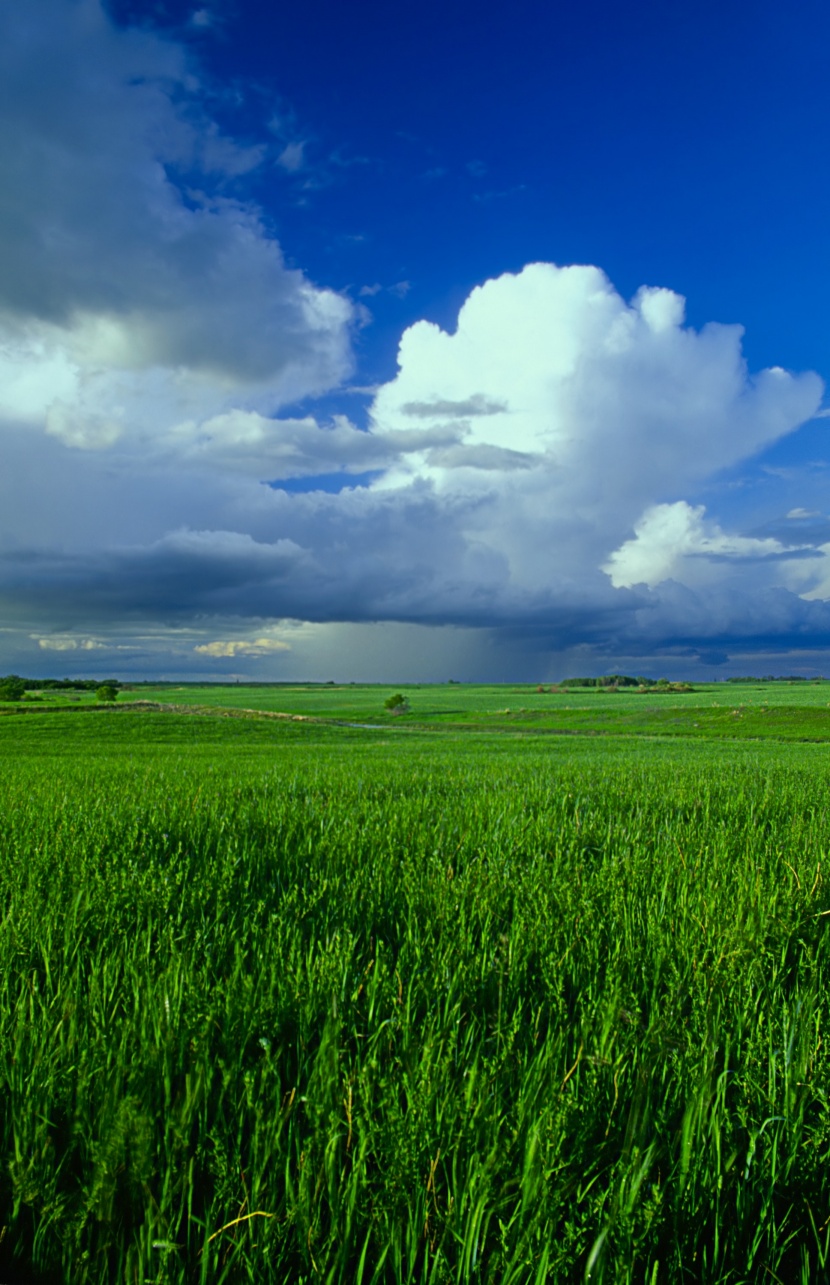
[
  {"xmin": 127, "ymin": 677, "xmax": 830, "ymax": 717},
  {"xmin": 7, "ymin": 678, "xmax": 830, "ymax": 743},
  {"xmin": 0, "ymin": 693, "xmax": 829, "ymax": 1282}
]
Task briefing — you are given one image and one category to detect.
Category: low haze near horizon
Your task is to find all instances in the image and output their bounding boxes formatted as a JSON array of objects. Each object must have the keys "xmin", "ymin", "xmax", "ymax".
[{"xmin": 3, "ymin": 0, "xmax": 830, "ymax": 682}]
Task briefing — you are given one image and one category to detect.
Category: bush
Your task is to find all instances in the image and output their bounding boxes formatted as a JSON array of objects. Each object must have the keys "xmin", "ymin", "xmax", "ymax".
[
  {"xmin": 0, "ymin": 676, "xmax": 26, "ymax": 702},
  {"xmin": 96, "ymin": 685, "xmax": 118, "ymax": 703},
  {"xmin": 384, "ymin": 693, "xmax": 409, "ymax": 714}
]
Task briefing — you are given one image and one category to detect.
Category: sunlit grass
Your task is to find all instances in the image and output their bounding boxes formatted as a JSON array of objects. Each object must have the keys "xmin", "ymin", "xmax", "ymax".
[{"xmin": 0, "ymin": 712, "xmax": 829, "ymax": 1281}]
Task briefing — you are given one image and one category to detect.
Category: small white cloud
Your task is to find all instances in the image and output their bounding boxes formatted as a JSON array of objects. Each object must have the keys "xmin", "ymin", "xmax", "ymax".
[
  {"xmin": 36, "ymin": 635, "xmax": 106, "ymax": 651},
  {"xmin": 389, "ymin": 280, "xmax": 410, "ymax": 299},
  {"xmin": 277, "ymin": 141, "xmax": 306, "ymax": 172},
  {"xmin": 787, "ymin": 507, "xmax": 820, "ymax": 519},
  {"xmin": 359, "ymin": 283, "xmax": 383, "ymax": 298},
  {"xmin": 194, "ymin": 637, "xmax": 291, "ymax": 657}
]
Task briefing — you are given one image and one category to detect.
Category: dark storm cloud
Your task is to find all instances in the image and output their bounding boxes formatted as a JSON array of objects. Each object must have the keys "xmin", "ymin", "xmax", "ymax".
[{"xmin": 0, "ymin": 0, "xmax": 352, "ymax": 394}]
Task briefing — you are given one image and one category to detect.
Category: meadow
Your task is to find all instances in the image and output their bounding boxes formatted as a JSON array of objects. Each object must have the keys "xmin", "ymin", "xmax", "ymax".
[{"xmin": 0, "ymin": 684, "xmax": 829, "ymax": 1282}]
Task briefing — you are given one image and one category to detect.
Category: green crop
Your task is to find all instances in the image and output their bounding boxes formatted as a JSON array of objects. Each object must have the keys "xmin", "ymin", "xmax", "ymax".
[{"xmin": 0, "ymin": 706, "xmax": 829, "ymax": 1282}]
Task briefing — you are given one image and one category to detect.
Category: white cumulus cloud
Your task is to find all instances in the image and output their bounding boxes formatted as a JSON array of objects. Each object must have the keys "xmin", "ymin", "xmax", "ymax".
[
  {"xmin": 372, "ymin": 265, "xmax": 819, "ymax": 500},
  {"xmin": 604, "ymin": 502, "xmax": 798, "ymax": 590},
  {"xmin": 367, "ymin": 263, "xmax": 821, "ymax": 609}
]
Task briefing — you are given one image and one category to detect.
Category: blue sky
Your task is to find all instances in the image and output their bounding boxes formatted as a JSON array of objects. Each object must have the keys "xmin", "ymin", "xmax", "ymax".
[{"xmin": 1, "ymin": 0, "xmax": 830, "ymax": 680}]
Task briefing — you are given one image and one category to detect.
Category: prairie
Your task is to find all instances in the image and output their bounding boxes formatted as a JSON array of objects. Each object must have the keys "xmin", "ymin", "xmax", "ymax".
[{"xmin": 0, "ymin": 686, "xmax": 829, "ymax": 1282}]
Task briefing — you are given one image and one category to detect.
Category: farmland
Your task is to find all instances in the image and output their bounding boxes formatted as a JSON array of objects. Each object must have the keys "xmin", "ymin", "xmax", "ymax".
[{"xmin": 0, "ymin": 684, "xmax": 829, "ymax": 1282}]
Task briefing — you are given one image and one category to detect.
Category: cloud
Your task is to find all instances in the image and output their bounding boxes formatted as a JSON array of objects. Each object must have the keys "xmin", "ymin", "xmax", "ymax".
[
  {"xmin": 373, "ymin": 267, "xmax": 820, "ymax": 493},
  {"xmin": 359, "ymin": 281, "xmax": 410, "ymax": 300},
  {"xmin": 194, "ymin": 637, "xmax": 291, "ymax": 657},
  {"xmin": 277, "ymin": 141, "xmax": 306, "ymax": 172},
  {"xmin": 35, "ymin": 635, "xmax": 106, "ymax": 651},
  {"xmin": 365, "ymin": 267, "xmax": 821, "ymax": 619},
  {"xmin": 0, "ymin": 0, "xmax": 354, "ymax": 453},
  {"xmin": 604, "ymin": 501, "xmax": 804, "ymax": 590},
  {"xmin": 1, "ymin": 182, "xmax": 828, "ymax": 678},
  {"xmin": 400, "ymin": 394, "xmax": 508, "ymax": 418},
  {"xmin": 165, "ymin": 410, "xmax": 463, "ymax": 477}
]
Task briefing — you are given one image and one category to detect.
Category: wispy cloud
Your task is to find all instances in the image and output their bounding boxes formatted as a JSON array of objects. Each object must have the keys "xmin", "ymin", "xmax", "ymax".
[
  {"xmin": 472, "ymin": 184, "xmax": 527, "ymax": 203},
  {"xmin": 359, "ymin": 281, "xmax": 410, "ymax": 300},
  {"xmin": 277, "ymin": 140, "xmax": 306, "ymax": 172}
]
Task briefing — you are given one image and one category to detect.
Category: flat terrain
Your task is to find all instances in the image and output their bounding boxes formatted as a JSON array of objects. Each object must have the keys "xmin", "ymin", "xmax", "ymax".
[
  {"xmin": 10, "ymin": 678, "xmax": 830, "ymax": 742},
  {"xmin": 1, "ymin": 684, "xmax": 829, "ymax": 1282}
]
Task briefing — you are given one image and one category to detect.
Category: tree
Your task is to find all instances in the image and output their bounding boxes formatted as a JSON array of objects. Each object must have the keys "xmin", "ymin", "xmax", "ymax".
[
  {"xmin": 384, "ymin": 692, "xmax": 410, "ymax": 714},
  {"xmin": 96, "ymin": 684, "xmax": 118, "ymax": 703},
  {"xmin": 0, "ymin": 675, "xmax": 26, "ymax": 702}
]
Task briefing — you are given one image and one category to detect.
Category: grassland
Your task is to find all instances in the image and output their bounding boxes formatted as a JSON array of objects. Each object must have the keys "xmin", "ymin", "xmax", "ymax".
[
  {"xmin": 13, "ymin": 676, "xmax": 830, "ymax": 741},
  {"xmin": 0, "ymin": 685, "xmax": 829, "ymax": 1282}
]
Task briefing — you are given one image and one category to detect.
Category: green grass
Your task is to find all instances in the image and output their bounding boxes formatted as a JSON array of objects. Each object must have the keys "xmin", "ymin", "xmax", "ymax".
[
  {"xmin": 10, "ymin": 678, "xmax": 830, "ymax": 744},
  {"xmin": 124, "ymin": 677, "xmax": 830, "ymax": 718},
  {"xmin": 1, "ymin": 698, "xmax": 830, "ymax": 1282}
]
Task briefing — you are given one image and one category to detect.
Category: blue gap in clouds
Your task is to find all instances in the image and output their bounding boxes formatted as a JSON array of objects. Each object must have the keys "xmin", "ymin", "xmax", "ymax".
[
  {"xmin": 268, "ymin": 470, "xmax": 383, "ymax": 494},
  {"xmin": 689, "ymin": 415, "xmax": 830, "ymax": 541}
]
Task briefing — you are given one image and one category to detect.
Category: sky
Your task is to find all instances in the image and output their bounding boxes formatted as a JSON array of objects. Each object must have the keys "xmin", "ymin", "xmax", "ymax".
[{"xmin": 2, "ymin": 0, "xmax": 830, "ymax": 682}]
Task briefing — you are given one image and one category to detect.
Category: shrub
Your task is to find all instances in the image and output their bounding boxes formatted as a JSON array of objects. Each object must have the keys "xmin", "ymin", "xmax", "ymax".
[{"xmin": 0, "ymin": 676, "xmax": 26, "ymax": 702}]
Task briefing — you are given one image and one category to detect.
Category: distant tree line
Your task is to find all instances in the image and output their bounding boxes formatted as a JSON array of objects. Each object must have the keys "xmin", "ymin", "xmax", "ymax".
[
  {"xmin": 561, "ymin": 675, "xmax": 658, "ymax": 688},
  {"xmin": 555, "ymin": 674, "xmax": 827, "ymax": 690},
  {"xmin": 725, "ymin": 675, "xmax": 824, "ymax": 682},
  {"xmin": 0, "ymin": 676, "xmax": 123, "ymax": 702},
  {"xmin": 557, "ymin": 676, "xmax": 695, "ymax": 692}
]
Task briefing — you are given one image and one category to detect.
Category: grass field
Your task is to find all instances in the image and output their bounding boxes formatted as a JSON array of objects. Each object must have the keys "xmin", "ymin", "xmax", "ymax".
[
  {"xmin": 9, "ymin": 677, "xmax": 830, "ymax": 740},
  {"xmin": 1, "ymin": 686, "xmax": 830, "ymax": 1282}
]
